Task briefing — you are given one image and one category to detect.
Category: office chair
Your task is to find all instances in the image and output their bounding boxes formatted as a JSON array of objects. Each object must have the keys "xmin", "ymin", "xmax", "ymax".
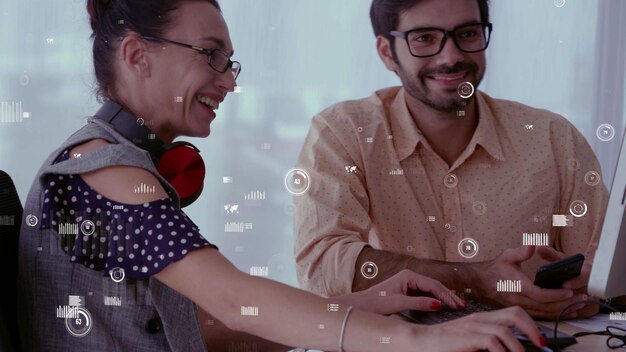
[{"xmin": 0, "ymin": 170, "xmax": 23, "ymax": 352}]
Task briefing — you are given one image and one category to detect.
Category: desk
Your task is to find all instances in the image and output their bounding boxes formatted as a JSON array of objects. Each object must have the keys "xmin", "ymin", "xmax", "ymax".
[{"xmin": 539, "ymin": 321, "xmax": 614, "ymax": 352}]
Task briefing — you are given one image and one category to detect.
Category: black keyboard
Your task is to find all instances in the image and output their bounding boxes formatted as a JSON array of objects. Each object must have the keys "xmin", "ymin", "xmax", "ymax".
[{"xmin": 401, "ymin": 300, "xmax": 577, "ymax": 351}]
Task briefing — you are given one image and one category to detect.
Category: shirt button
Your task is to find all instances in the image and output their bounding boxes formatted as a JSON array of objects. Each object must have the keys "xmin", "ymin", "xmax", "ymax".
[
  {"xmin": 445, "ymin": 223, "xmax": 457, "ymax": 233},
  {"xmin": 444, "ymin": 223, "xmax": 457, "ymax": 232},
  {"xmin": 146, "ymin": 316, "xmax": 162, "ymax": 334},
  {"xmin": 444, "ymin": 174, "xmax": 458, "ymax": 188}
]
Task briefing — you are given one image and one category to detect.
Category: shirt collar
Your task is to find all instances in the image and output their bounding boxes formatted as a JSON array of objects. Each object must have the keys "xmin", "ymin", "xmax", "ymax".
[
  {"xmin": 389, "ymin": 88, "xmax": 505, "ymax": 163},
  {"xmin": 468, "ymin": 91, "xmax": 506, "ymax": 162},
  {"xmin": 388, "ymin": 88, "xmax": 424, "ymax": 161}
]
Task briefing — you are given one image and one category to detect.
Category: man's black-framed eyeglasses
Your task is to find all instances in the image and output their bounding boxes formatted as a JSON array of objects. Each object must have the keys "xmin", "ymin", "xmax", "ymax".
[
  {"xmin": 390, "ymin": 22, "xmax": 493, "ymax": 58},
  {"xmin": 141, "ymin": 35, "xmax": 241, "ymax": 80}
]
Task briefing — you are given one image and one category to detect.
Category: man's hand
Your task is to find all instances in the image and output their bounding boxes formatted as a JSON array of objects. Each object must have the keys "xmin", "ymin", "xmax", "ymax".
[
  {"xmin": 338, "ymin": 269, "xmax": 465, "ymax": 315},
  {"xmin": 535, "ymin": 247, "xmax": 589, "ymax": 290},
  {"xmin": 473, "ymin": 246, "xmax": 589, "ymax": 320},
  {"xmin": 535, "ymin": 246, "xmax": 598, "ymax": 318}
]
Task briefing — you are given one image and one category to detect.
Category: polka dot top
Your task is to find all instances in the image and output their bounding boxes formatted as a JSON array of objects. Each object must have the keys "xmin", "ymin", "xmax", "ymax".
[{"xmin": 40, "ymin": 149, "xmax": 217, "ymax": 280}]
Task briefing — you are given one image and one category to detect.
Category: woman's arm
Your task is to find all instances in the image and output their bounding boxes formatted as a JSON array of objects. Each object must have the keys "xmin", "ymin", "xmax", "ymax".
[
  {"xmin": 71, "ymin": 140, "xmax": 413, "ymax": 350},
  {"xmin": 156, "ymin": 249, "xmax": 548, "ymax": 352},
  {"xmin": 71, "ymin": 140, "xmax": 546, "ymax": 351},
  {"xmin": 155, "ymin": 247, "xmax": 415, "ymax": 351},
  {"xmin": 197, "ymin": 308, "xmax": 291, "ymax": 352}
]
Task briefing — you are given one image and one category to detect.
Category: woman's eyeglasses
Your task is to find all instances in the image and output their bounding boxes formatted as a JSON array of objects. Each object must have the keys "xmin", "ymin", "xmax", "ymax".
[{"xmin": 140, "ymin": 35, "xmax": 241, "ymax": 80}]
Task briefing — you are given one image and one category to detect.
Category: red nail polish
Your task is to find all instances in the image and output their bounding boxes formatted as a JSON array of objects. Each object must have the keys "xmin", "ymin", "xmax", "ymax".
[
  {"xmin": 540, "ymin": 336, "xmax": 547, "ymax": 347},
  {"xmin": 431, "ymin": 301, "xmax": 441, "ymax": 310}
]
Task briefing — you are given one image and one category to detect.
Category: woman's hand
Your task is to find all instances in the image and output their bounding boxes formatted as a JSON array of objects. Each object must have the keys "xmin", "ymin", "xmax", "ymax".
[
  {"xmin": 411, "ymin": 306, "xmax": 546, "ymax": 352},
  {"xmin": 338, "ymin": 269, "xmax": 465, "ymax": 315}
]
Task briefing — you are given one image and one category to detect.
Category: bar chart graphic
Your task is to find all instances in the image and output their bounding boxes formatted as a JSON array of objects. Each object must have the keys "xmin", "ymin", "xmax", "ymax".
[
  {"xmin": 0, "ymin": 215, "xmax": 15, "ymax": 226},
  {"xmin": 56, "ymin": 305, "xmax": 79, "ymax": 319},
  {"xmin": 496, "ymin": 280, "xmax": 522, "ymax": 293},
  {"xmin": 225, "ymin": 222, "xmax": 244, "ymax": 233},
  {"xmin": 58, "ymin": 223, "xmax": 79, "ymax": 235},
  {"xmin": 240, "ymin": 306, "xmax": 258, "ymax": 316},
  {"xmin": 249, "ymin": 266, "xmax": 269, "ymax": 277},
  {"xmin": 224, "ymin": 222, "xmax": 253, "ymax": 233},
  {"xmin": 610, "ymin": 312, "xmax": 626, "ymax": 320},
  {"xmin": 522, "ymin": 232, "xmax": 550, "ymax": 246},
  {"xmin": 244, "ymin": 191, "xmax": 265, "ymax": 201},
  {"xmin": 104, "ymin": 296, "xmax": 122, "ymax": 306},
  {"xmin": 0, "ymin": 101, "xmax": 30, "ymax": 123},
  {"xmin": 134, "ymin": 183, "xmax": 156, "ymax": 194}
]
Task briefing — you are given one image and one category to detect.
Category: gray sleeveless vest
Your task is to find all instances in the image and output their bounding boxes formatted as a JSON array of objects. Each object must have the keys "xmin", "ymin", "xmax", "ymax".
[{"xmin": 17, "ymin": 118, "xmax": 208, "ymax": 351}]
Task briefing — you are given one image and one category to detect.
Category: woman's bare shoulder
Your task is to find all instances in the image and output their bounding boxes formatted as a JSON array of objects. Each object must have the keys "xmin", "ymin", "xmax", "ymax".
[{"xmin": 69, "ymin": 139, "xmax": 168, "ymax": 204}]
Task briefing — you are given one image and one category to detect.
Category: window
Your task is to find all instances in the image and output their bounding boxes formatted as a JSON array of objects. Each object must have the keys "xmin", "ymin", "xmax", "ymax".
[{"xmin": 1, "ymin": 0, "xmax": 624, "ymax": 286}]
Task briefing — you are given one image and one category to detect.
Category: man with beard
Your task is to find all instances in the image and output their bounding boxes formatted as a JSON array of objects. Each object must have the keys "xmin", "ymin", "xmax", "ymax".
[{"xmin": 294, "ymin": 0, "xmax": 608, "ymax": 320}]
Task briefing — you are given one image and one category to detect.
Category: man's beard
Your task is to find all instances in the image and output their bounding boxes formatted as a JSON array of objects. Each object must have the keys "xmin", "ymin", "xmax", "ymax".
[{"xmin": 398, "ymin": 61, "xmax": 484, "ymax": 112}]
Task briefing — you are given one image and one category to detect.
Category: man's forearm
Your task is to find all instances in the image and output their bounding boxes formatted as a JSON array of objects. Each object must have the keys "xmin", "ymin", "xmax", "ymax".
[{"xmin": 352, "ymin": 246, "xmax": 480, "ymax": 293}]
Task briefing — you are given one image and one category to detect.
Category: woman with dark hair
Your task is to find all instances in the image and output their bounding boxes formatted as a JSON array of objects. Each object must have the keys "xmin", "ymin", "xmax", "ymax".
[{"xmin": 17, "ymin": 0, "xmax": 547, "ymax": 351}]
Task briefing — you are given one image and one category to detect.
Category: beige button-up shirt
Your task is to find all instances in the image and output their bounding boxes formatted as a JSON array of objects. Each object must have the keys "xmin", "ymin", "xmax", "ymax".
[{"xmin": 294, "ymin": 86, "xmax": 608, "ymax": 296}]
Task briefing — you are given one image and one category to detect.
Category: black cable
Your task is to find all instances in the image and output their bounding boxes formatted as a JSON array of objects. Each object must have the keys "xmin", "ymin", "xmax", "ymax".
[
  {"xmin": 573, "ymin": 325, "xmax": 626, "ymax": 349},
  {"xmin": 553, "ymin": 299, "xmax": 623, "ymax": 351}
]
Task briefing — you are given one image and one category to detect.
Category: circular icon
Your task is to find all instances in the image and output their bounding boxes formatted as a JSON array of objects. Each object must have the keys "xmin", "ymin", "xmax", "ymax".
[
  {"xmin": 80, "ymin": 220, "xmax": 95, "ymax": 236},
  {"xmin": 472, "ymin": 201, "xmax": 487, "ymax": 215},
  {"xmin": 584, "ymin": 171, "xmax": 601, "ymax": 186},
  {"xmin": 566, "ymin": 158, "xmax": 580, "ymax": 171},
  {"xmin": 284, "ymin": 168, "xmax": 310, "ymax": 195},
  {"xmin": 554, "ymin": 0, "xmax": 566, "ymax": 7},
  {"xmin": 457, "ymin": 82, "xmax": 475, "ymax": 99},
  {"xmin": 596, "ymin": 124, "xmax": 615, "ymax": 142},
  {"xmin": 569, "ymin": 200, "xmax": 588, "ymax": 218},
  {"xmin": 406, "ymin": 245, "xmax": 415, "ymax": 252},
  {"xmin": 19, "ymin": 74, "xmax": 30, "ymax": 86},
  {"xmin": 65, "ymin": 307, "xmax": 92, "ymax": 338},
  {"xmin": 444, "ymin": 223, "xmax": 451, "ymax": 230},
  {"xmin": 26, "ymin": 214, "xmax": 38, "ymax": 227},
  {"xmin": 357, "ymin": 127, "xmax": 363, "ymax": 133},
  {"xmin": 444, "ymin": 174, "xmax": 458, "ymax": 188},
  {"xmin": 458, "ymin": 238, "xmax": 479, "ymax": 259},
  {"xmin": 449, "ymin": 225, "xmax": 457, "ymax": 233},
  {"xmin": 136, "ymin": 118, "xmax": 145, "ymax": 126},
  {"xmin": 360, "ymin": 261, "xmax": 378, "ymax": 279},
  {"xmin": 109, "ymin": 267, "xmax": 125, "ymax": 283}
]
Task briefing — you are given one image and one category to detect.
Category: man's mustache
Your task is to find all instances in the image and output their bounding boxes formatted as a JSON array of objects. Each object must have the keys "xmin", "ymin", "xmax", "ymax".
[{"xmin": 421, "ymin": 62, "xmax": 478, "ymax": 77}]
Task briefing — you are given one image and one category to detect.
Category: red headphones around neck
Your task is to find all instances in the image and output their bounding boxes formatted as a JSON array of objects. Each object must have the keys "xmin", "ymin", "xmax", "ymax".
[{"xmin": 94, "ymin": 101, "xmax": 205, "ymax": 207}]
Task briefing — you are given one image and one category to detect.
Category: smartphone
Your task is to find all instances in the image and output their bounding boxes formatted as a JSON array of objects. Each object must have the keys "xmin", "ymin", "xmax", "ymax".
[{"xmin": 533, "ymin": 253, "xmax": 585, "ymax": 289}]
